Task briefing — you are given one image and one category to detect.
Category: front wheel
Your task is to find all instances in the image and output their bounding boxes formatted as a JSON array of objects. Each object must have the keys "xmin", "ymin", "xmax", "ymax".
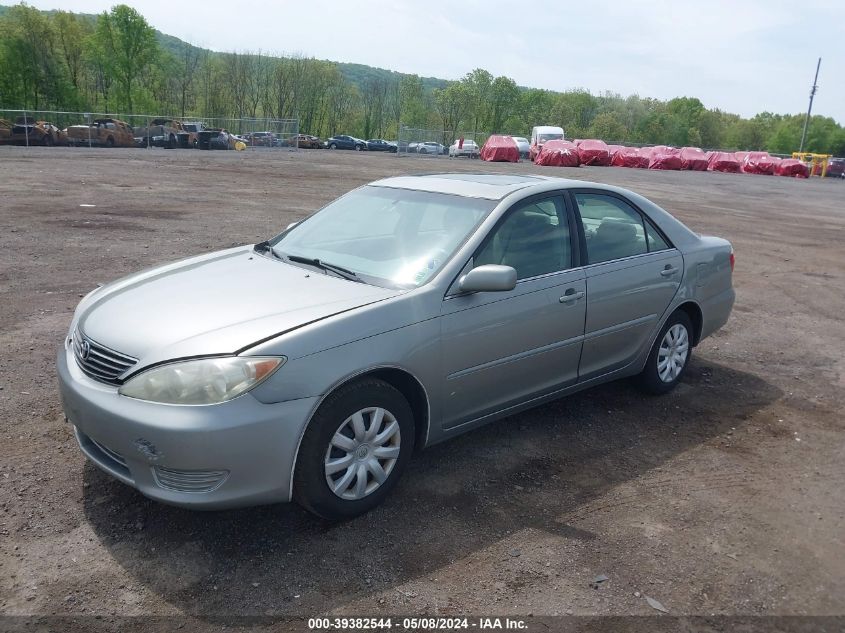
[
  {"xmin": 329, "ymin": 143, "xmax": 337, "ymax": 150},
  {"xmin": 293, "ymin": 378, "xmax": 415, "ymax": 520},
  {"xmin": 635, "ymin": 310, "xmax": 693, "ymax": 394}
]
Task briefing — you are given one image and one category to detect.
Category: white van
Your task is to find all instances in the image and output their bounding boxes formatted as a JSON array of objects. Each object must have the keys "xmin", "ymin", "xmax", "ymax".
[{"xmin": 529, "ymin": 125, "xmax": 564, "ymax": 161}]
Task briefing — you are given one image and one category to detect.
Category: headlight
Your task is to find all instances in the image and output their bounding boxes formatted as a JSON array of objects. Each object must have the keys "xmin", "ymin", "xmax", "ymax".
[{"xmin": 118, "ymin": 356, "xmax": 285, "ymax": 405}]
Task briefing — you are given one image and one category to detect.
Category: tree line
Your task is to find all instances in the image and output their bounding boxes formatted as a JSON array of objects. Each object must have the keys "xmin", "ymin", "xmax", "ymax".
[{"xmin": 1, "ymin": 3, "xmax": 843, "ymax": 155}]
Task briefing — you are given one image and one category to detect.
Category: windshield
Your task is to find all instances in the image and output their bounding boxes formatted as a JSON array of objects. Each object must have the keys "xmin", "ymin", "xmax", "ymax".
[
  {"xmin": 538, "ymin": 133, "xmax": 563, "ymax": 143},
  {"xmin": 271, "ymin": 186, "xmax": 495, "ymax": 288}
]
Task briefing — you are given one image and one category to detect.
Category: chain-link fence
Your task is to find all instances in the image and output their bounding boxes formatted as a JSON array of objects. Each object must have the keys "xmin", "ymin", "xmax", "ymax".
[
  {"xmin": 396, "ymin": 126, "xmax": 489, "ymax": 159},
  {"xmin": 0, "ymin": 110, "xmax": 299, "ymax": 150}
]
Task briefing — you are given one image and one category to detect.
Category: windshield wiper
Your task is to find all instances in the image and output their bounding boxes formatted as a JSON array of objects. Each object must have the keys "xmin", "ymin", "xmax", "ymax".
[{"xmin": 286, "ymin": 255, "xmax": 362, "ymax": 282}]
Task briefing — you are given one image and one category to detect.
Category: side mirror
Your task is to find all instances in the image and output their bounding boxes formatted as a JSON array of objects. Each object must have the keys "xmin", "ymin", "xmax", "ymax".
[
  {"xmin": 286, "ymin": 221, "xmax": 298, "ymax": 230},
  {"xmin": 458, "ymin": 265, "xmax": 517, "ymax": 293}
]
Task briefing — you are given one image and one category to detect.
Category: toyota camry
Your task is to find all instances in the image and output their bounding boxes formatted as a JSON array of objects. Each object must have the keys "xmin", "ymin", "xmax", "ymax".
[{"xmin": 58, "ymin": 174, "xmax": 735, "ymax": 520}]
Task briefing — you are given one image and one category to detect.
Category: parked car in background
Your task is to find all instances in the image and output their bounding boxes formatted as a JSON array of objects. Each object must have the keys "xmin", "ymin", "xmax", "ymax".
[
  {"xmin": 292, "ymin": 134, "xmax": 323, "ymax": 149},
  {"xmin": 366, "ymin": 139, "xmax": 397, "ymax": 152},
  {"xmin": 134, "ymin": 118, "xmax": 185, "ymax": 148},
  {"xmin": 417, "ymin": 141, "xmax": 446, "ymax": 155},
  {"xmin": 244, "ymin": 131, "xmax": 283, "ymax": 147},
  {"xmin": 0, "ymin": 118, "xmax": 12, "ymax": 144},
  {"xmin": 197, "ymin": 128, "xmax": 240, "ymax": 150},
  {"xmin": 325, "ymin": 135, "xmax": 367, "ymax": 150},
  {"xmin": 449, "ymin": 139, "xmax": 479, "ymax": 158},
  {"xmin": 826, "ymin": 158, "xmax": 845, "ymax": 178},
  {"xmin": 513, "ymin": 136, "xmax": 530, "ymax": 159},
  {"xmin": 178, "ymin": 122, "xmax": 206, "ymax": 148},
  {"xmin": 59, "ymin": 174, "xmax": 734, "ymax": 520},
  {"xmin": 64, "ymin": 118, "xmax": 135, "ymax": 148},
  {"xmin": 529, "ymin": 125, "xmax": 565, "ymax": 161},
  {"xmin": 11, "ymin": 116, "xmax": 65, "ymax": 146}
]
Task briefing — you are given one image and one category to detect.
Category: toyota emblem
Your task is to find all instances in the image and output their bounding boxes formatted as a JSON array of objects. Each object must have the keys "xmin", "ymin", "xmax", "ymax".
[{"xmin": 80, "ymin": 339, "xmax": 91, "ymax": 360}]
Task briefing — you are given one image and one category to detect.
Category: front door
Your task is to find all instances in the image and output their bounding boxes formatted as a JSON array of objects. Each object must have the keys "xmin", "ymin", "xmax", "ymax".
[
  {"xmin": 571, "ymin": 191, "xmax": 683, "ymax": 380},
  {"xmin": 440, "ymin": 195, "xmax": 586, "ymax": 429}
]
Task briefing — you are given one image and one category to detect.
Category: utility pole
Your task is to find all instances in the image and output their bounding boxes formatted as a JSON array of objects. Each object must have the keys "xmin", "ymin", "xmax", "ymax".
[{"xmin": 799, "ymin": 57, "xmax": 821, "ymax": 153}]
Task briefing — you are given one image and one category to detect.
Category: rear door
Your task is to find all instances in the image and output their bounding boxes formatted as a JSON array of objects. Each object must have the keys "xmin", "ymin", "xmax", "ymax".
[
  {"xmin": 440, "ymin": 194, "xmax": 586, "ymax": 428},
  {"xmin": 570, "ymin": 190, "xmax": 683, "ymax": 380}
]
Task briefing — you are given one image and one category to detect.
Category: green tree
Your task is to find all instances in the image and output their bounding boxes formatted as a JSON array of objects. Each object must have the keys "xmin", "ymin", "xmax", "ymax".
[
  {"xmin": 94, "ymin": 5, "xmax": 157, "ymax": 111},
  {"xmin": 590, "ymin": 112, "xmax": 627, "ymax": 142},
  {"xmin": 489, "ymin": 75, "xmax": 519, "ymax": 133}
]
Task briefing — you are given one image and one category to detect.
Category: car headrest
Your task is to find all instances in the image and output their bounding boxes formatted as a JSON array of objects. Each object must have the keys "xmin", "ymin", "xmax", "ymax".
[
  {"xmin": 596, "ymin": 219, "xmax": 637, "ymax": 243},
  {"xmin": 505, "ymin": 211, "xmax": 553, "ymax": 240}
]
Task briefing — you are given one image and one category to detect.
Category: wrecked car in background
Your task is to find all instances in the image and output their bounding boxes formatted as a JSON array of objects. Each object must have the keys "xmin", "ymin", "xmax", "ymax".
[
  {"xmin": 197, "ymin": 128, "xmax": 244, "ymax": 150},
  {"xmin": 10, "ymin": 116, "xmax": 65, "ymax": 146},
  {"xmin": 177, "ymin": 122, "xmax": 206, "ymax": 148},
  {"xmin": 0, "ymin": 118, "xmax": 12, "ymax": 144},
  {"xmin": 134, "ymin": 118, "xmax": 185, "ymax": 148},
  {"xmin": 64, "ymin": 118, "xmax": 135, "ymax": 148}
]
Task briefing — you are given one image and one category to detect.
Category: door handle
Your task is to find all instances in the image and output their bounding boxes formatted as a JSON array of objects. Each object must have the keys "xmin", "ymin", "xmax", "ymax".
[
  {"xmin": 660, "ymin": 266, "xmax": 678, "ymax": 277},
  {"xmin": 559, "ymin": 290, "xmax": 584, "ymax": 303}
]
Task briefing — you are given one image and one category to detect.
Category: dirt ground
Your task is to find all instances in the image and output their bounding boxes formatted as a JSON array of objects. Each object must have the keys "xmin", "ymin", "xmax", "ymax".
[{"xmin": 1, "ymin": 147, "xmax": 844, "ymax": 629}]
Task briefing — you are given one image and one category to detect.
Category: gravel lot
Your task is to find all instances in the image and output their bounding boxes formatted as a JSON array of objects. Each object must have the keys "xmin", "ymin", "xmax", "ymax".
[{"xmin": 1, "ymin": 148, "xmax": 843, "ymax": 629}]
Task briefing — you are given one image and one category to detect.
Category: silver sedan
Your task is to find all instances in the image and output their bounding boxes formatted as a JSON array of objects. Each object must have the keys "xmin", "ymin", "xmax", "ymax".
[{"xmin": 58, "ymin": 174, "xmax": 735, "ymax": 519}]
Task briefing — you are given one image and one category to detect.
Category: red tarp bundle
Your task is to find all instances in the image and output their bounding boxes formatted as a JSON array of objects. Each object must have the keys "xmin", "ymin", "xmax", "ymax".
[
  {"xmin": 611, "ymin": 146, "xmax": 650, "ymax": 168},
  {"xmin": 775, "ymin": 159, "xmax": 809, "ymax": 178},
  {"xmin": 740, "ymin": 151, "xmax": 777, "ymax": 175},
  {"xmin": 480, "ymin": 135, "xmax": 519, "ymax": 162},
  {"xmin": 577, "ymin": 139, "xmax": 611, "ymax": 166},
  {"xmin": 606, "ymin": 144, "xmax": 625, "ymax": 158},
  {"xmin": 679, "ymin": 147, "xmax": 709, "ymax": 171},
  {"xmin": 648, "ymin": 146, "xmax": 682, "ymax": 170},
  {"xmin": 707, "ymin": 151, "xmax": 741, "ymax": 173},
  {"xmin": 534, "ymin": 139, "xmax": 580, "ymax": 167}
]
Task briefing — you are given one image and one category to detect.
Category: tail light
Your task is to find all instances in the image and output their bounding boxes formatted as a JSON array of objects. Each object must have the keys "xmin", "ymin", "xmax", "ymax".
[{"xmin": 729, "ymin": 250, "xmax": 735, "ymax": 272}]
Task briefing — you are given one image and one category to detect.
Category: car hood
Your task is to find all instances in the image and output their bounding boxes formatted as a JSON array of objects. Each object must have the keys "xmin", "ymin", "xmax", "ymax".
[{"xmin": 77, "ymin": 247, "xmax": 400, "ymax": 368}]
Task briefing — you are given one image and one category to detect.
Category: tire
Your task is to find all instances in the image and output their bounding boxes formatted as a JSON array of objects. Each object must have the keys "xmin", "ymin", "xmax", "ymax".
[
  {"xmin": 636, "ymin": 310, "xmax": 693, "ymax": 395},
  {"xmin": 329, "ymin": 143, "xmax": 337, "ymax": 150},
  {"xmin": 42, "ymin": 134, "xmax": 54, "ymax": 147},
  {"xmin": 167, "ymin": 134, "xmax": 176, "ymax": 149},
  {"xmin": 293, "ymin": 378, "xmax": 415, "ymax": 520},
  {"xmin": 105, "ymin": 136, "xmax": 114, "ymax": 148},
  {"xmin": 355, "ymin": 144, "xmax": 363, "ymax": 151}
]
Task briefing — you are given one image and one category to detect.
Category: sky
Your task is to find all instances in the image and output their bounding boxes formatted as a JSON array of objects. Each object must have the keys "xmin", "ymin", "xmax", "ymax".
[{"xmin": 21, "ymin": 0, "xmax": 845, "ymax": 124}]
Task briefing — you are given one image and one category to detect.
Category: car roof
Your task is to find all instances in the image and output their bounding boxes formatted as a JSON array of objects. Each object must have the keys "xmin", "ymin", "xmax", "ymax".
[{"xmin": 368, "ymin": 173, "xmax": 602, "ymax": 200}]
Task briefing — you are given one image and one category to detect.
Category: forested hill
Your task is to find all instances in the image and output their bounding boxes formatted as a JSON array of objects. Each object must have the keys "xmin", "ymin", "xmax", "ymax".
[
  {"xmin": 1, "ymin": 3, "xmax": 843, "ymax": 154},
  {"xmin": 0, "ymin": 4, "xmax": 449, "ymax": 95}
]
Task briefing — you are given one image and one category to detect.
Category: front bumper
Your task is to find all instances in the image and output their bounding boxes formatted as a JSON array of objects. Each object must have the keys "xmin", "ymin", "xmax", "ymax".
[{"xmin": 57, "ymin": 344, "xmax": 319, "ymax": 509}]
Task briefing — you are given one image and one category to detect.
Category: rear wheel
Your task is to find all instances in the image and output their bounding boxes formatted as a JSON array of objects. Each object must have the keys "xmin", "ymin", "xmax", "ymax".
[
  {"xmin": 167, "ymin": 134, "xmax": 176, "ymax": 149},
  {"xmin": 42, "ymin": 134, "xmax": 54, "ymax": 147},
  {"xmin": 293, "ymin": 378, "xmax": 414, "ymax": 520},
  {"xmin": 105, "ymin": 136, "xmax": 114, "ymax": 148},
  {"xmin": 636, "ymin": 310, "xmax": 693, "ymax": 394}
]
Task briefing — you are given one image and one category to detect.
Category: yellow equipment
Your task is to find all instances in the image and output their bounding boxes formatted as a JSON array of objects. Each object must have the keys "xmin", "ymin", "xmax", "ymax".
[{"xmin": 791, "ymin": 152, "xmax": 831, "ymax": 177}]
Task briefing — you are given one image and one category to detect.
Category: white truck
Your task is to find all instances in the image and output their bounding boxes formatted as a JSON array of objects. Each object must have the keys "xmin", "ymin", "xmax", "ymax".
[{"xmin": 529, "ymin": 125, "xmax": 564, "ymax": 161}]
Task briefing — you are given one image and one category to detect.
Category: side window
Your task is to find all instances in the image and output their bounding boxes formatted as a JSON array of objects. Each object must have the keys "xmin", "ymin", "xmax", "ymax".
[
  {"xmin": 475, "ymin": 197, "xmax": 571, "ymax": 280},
  {"xmin": 645, "ymin": 218, "xmax": 670, "ymax": 251},
  {"xmin": 575, "ymin": 193, "xmax": 647, "ymax": 264}
]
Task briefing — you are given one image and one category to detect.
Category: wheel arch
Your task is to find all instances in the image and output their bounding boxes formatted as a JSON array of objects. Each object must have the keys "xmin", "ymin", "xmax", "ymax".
[
  {"xmin": 675, "ymin": 300, "xmax": 703, "ymax": 346},
  {"xmin": 288, "ymin": 365, "xmax": 431, "ymax": 500}
]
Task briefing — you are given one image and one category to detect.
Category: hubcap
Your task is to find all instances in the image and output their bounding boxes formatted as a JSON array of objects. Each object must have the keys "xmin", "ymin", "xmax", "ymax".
[
  {"xmin": 657, "ymin": 323, "xmax": 689, "ymax": 383},
  {"xmin": 324, "ymin": 407, "xmax": 401, "ymax": 501}
]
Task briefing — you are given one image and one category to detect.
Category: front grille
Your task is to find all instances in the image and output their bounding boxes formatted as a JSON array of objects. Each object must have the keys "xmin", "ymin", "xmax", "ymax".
[
  {"xmin": 153, "ymin": 466, "xmax": 229, "ymax": 493},
  {"xmin": 72, "ymin": 329, "xmax": 138, "ymax": 384}
]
